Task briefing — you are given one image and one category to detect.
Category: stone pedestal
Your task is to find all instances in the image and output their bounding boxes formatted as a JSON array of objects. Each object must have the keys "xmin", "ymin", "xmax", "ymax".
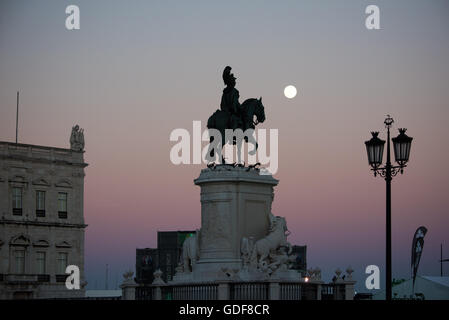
[
  {"xmin": 344, "ymin": 281, "xmax": 356, "ymax": 300},
  {"xmin": 120, "ymin": 276, "xmax": 138, "ymax": 300},
  {"xmin": 192, "ymin": 165, "xmax": 278, "ymax": 280}
]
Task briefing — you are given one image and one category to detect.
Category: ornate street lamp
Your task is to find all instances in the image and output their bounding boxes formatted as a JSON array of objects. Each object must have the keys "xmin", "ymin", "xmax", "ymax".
[
  {"xmin": 364, "ymin": 115, "xmax": 413, "ymax": 300},
  {"xmin": 365, "ymin": 132, "xmax": 385, "ymax": 171},
  {"xmin": 392, "ymin": 128, "xmax": 413, "ymax": 169}
]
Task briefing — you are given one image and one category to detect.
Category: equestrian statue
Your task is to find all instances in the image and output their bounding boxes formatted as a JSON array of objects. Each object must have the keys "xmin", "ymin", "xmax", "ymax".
[{"xmin": 207, "ymin": 66, "xmax": 266, "ymax": 164}]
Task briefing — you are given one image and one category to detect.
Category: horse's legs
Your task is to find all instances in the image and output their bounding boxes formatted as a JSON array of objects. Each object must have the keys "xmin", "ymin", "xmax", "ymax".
[
  {"xmin": 220, "ymin": 128, "xmax": 227, "ymax": 164},
  {"xmin": 236, "ymin": 138, "xmax": 242, "ymax": 164},
  {"xmin": 258, "ymin": 253, "xmax": 268, "ymax": 270},
  {"xmin": 207, "ymin": 135, "xmax": 221, "ymax": 164},
  {"xmin": 216, "ymin": 146, "xmax": 223, "ymax": 164},
  {"xmin": 216, "ymin": 140, "xmax": 223, "ymax": 164},
  {"xmin": 208, "ymin": 136, "xmax": 215, "ymax": 158},
  {"xmin": 247, "ymin": 133, "xmax": 258, "ymax": 156}
]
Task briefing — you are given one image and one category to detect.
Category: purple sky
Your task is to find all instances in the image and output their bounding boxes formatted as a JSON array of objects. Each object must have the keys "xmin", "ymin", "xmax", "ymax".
[{"xmin": 1, "ymin": 1, "xmax": 448, "ymax": 292}]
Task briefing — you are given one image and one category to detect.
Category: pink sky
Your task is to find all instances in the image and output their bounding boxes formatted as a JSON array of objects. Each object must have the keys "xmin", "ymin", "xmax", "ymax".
[{"xmin": 1, "ymin": 1, "xmax": 448, "ymax": 290}]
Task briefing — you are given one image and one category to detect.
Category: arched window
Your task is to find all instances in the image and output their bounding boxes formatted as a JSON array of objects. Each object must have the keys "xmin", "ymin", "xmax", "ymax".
[{"xmin": 10, "ymin": 235, "xmax": 30, "ymax": 274}]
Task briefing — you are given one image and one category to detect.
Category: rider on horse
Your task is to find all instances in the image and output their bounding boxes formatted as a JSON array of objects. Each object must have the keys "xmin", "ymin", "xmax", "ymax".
[{"xmin": 221, "ymin": 66, "xmax": 242, "ymax": 130}]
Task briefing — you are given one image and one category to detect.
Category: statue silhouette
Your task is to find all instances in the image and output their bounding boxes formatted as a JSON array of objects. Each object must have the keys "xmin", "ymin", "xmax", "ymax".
[
  {"xmin": 207, "ymin": 66, "xmax": 266, "ymax": 164},
  {"xmin": 220, "ymin": 66, "xmax": 242, "ymax": 130}
]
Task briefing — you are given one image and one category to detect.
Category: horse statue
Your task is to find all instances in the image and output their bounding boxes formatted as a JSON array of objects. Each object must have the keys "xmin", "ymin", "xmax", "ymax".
[
  {"xmin": 181, "ymin": 230, "xmax": 200, "ymax": 273},
  {"xmin": 248, "ymin": 215, "xmax": 291, "ymax": 270},
  {"xmin": 206, "ymin": 97, "xmax": 265, "ymax": 164}
]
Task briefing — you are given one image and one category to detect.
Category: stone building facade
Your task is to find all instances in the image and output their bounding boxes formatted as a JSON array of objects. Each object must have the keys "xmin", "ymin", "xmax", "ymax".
[{"xmin": 0, "ymin": 139, "xmax": 87, "ymax": 299}]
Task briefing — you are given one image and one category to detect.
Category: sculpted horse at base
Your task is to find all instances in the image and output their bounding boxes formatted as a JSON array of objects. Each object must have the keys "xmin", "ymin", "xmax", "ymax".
[
  {"xmin": 249, "ymin": 215, "xmax": 291, "ymax": 270},
  {"xmin": 182, "ymin": 231, "xmax": 200, "ymax": 273}
]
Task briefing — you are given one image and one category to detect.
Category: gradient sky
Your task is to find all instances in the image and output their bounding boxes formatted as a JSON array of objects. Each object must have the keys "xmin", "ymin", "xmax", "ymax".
[{"xmin": 1, "ymin": 0, "xmax": 448, "ymax": 292}]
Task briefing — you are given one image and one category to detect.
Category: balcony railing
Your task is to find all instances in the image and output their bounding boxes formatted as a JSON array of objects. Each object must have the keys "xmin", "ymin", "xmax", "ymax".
[
  {"xmin": 321, "ymin": 283, "xmax": 346, "ymax": 300},
  {"xmin": 171, "ymin": 284, "xmax": 218, "ymax": 300},
  {"xmin": 135, "ymin": 286, "xmax": 154, "ymax": 300},
  {"xmin": 56, "ymin": 274, "xmax": 69, "ymax": 282},
  {"xmin": 37, "ymin": 274, "xmax": 50, "ymax": 282},
  {"xmin": 230, "ymin": 282, "xmax": 269, "ymax": 300},
  {"xmin": 4, "ymin": 274, "xmax": 50, "ymax": 283},
  {"xmin": 133, "ymin": 280, "xmax": 352, "ymax": 301},
  {"xmin": 58, "ymin": 211, "xmax": 67, "ymax": 219},
  {"xmin": 36, "ymin": 210, "xmax": 46, "ymax": 217},
  {"xmin": 280, "ymin": 283, "xmax": 302, "ymax": 300},
  {"xmin": 5, "ymin": 274, "xmax": 38, "ymax": 282}
]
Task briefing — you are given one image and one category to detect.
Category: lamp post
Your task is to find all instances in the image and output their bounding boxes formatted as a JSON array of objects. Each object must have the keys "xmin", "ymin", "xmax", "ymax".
[{"xmin": 364, "ymin": 115, "xmax": 413, "ymax": 301}]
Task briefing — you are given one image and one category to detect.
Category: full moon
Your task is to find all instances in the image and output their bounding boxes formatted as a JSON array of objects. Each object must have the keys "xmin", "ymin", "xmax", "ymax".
[{"xmin": 284, "ymin": 85, "xmax": 297, "ymax": 99}]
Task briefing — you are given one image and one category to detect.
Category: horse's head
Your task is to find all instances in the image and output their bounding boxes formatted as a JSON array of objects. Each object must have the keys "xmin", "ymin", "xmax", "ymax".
[
  {"xmin": 278, "ymin": 217, "xmax": 287, "ymax": 232},
  {"xmin": 270, "ymin": 216, "xmax": 285, "ymax": 232},
  {"xmin": 274, "ymin": 217, "xmax": 290, "ymax": 236},
  {"xmin": 253, "ymin": 97, "xmax": 265, "ymax": 125}
]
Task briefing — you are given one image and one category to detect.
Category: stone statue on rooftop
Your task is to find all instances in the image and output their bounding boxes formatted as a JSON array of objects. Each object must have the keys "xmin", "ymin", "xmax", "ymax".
[{"xmin": 70, "ymin": 124, "xmax": 85, "ymax": 151}]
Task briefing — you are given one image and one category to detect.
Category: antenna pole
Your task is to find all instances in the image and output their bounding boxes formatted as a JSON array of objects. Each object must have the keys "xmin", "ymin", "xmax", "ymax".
[
  {"xmin": 105, "ymin": 264, "xmax": 109, "ymax": 290},
  {"xmin": 16, "ymin": 91, "xmax": 19, "ymax": 144}
]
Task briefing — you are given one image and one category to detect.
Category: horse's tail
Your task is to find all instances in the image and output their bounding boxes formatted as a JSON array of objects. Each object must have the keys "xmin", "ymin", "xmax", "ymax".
[{"xmin": 207, "ymin": 110, "xmax": 218, "ymax": 129}]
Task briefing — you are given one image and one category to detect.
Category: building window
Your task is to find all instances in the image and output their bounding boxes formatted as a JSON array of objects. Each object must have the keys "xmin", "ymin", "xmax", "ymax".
[
  {"xmin": 36, "ymin": 251, "xmax": 46, "ymax": 274},
  {"xmin": 15, "ymin": 249, "xmax": 25, "ymax": 274},
  {"xmin": 166, "ymin": 254, "xmax": 172, "ymax": 281},
  {"xmin": 12, "ymin": 187, "xmax": 23, "ymax": 215},
  {"xmin": 58, "ymin": 192, "xmax": 68, "ymax": 219},
  {"xmin": 57, "ymin": 252, "xmax": 68, "ymax": 274},
  {"xmin": 36, "ymin": 191, "xmax": 46, "ymax": 217}
]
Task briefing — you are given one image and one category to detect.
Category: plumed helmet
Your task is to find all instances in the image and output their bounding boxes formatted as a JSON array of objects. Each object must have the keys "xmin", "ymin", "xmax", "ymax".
[{"xmin": 222, "ymin": 66, "xmax": 236, "ymax": 85}]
